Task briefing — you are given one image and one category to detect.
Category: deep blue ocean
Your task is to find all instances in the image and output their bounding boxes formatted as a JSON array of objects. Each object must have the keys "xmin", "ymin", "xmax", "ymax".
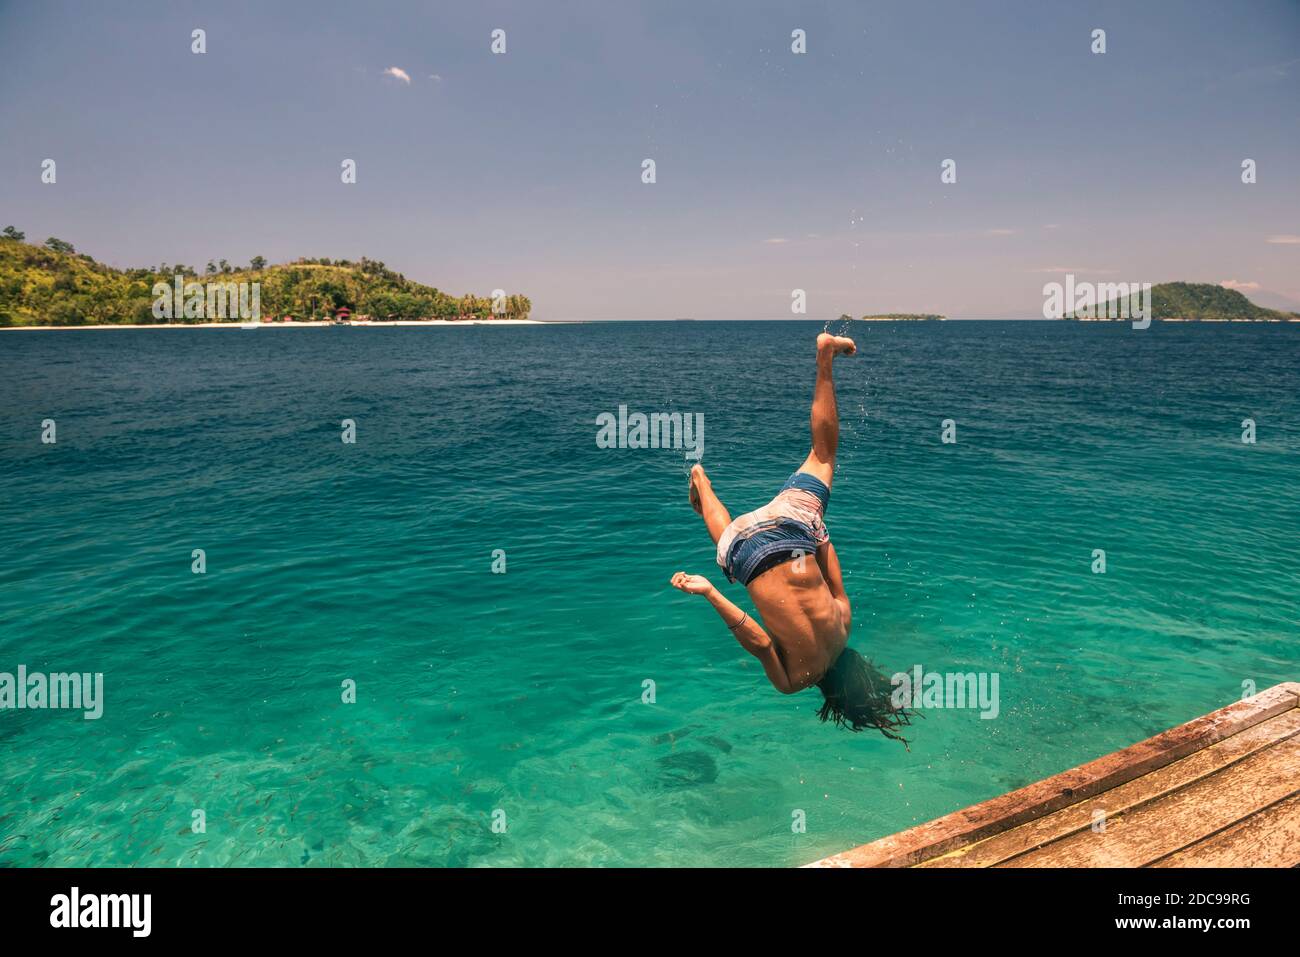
[{"xmin": 0, "ymin": 320, "xmax": 1296, "ymax": 866}]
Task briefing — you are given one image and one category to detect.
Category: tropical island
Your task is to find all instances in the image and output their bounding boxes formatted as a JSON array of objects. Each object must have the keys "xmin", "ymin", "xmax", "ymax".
[
  {"xmin": 0, "ymin": 228, "xmax": 531, "ymax": 326},
  {"xmin": 1066, "ymin": 282, "xmax": 1297, "ymax": 322}
]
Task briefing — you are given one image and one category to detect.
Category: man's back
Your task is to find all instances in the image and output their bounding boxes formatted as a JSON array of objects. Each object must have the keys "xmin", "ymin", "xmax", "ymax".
[{"xmin": 747, "ymin": 559, "xmax": 849, "ymax": 691}]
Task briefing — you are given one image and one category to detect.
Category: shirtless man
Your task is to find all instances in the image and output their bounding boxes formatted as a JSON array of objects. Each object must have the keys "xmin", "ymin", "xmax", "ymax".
[{"xmin": 671, "ymin": 333, "xmax": 912, "ymax": 741}]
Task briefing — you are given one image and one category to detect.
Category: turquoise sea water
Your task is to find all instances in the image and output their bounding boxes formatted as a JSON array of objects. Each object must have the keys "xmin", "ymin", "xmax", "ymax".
[{"xmin": 0, "ymin": 320, "xmax": 1296, "ymax": 867}]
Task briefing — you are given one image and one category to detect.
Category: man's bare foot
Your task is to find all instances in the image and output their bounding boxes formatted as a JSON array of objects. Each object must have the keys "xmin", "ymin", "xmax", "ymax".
[
  {"xmin": 688, "ymin": 463, "xmax": 706, "ymax": 516},
  {"xmin": 817, "ymin": 332, "xmax": 857, "ymax": 357}
]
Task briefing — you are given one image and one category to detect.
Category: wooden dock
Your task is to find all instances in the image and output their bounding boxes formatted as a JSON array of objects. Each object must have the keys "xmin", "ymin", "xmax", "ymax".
[{"xmin": 809, "ymin": 682, "xmax": 1300, "ymax": 868}]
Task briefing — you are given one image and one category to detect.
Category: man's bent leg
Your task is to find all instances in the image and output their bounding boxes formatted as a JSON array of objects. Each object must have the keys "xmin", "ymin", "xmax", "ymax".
[{"xmin": 690, "ymin": 464, "xmax": 732, "ymax": 544}]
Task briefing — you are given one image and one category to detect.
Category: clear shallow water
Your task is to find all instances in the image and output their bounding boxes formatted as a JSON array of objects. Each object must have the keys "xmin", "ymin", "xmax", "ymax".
[{"xmin": 0, "ymin": 320, "xmax": 1296, "ymax": 867}]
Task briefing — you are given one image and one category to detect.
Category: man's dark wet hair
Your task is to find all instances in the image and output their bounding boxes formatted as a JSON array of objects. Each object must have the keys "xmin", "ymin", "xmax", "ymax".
[{"xmin": 816, "ymin": 647, "xmax": 917, "ymax": 745}]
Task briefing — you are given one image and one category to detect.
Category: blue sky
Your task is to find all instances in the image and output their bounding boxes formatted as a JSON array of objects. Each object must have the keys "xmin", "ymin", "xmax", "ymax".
[{"xmin": 1, "ymin": 0, "xmax": 1297, "ymax": 318}]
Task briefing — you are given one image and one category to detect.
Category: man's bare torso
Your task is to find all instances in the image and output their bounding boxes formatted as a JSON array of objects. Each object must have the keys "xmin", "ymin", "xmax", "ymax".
[{"xmin": 746, "ymin": 555, "xmax": 849, "ymax": 691}]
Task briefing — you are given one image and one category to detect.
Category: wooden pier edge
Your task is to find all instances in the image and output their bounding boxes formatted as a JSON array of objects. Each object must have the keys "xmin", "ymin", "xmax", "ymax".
[{"xmin": 806, "ymin": 682, "xmax": 1300, "ymax": 868}]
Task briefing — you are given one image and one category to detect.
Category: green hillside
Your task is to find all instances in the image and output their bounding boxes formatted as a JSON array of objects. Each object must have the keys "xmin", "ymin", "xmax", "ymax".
[
  {"xmin": 1069, "ymin": 281, "xmax": 1295, "ymax": 322},
  {"xmin": 0, "ymin": 230, "xmax": 530, "ymax": 325}
]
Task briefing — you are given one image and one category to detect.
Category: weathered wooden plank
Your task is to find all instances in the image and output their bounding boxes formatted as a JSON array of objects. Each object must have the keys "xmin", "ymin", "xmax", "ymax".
[
  {"xmin": 999, "ymin": 734, "xmax": 1300, "ymax": 867},
  {"xmin": 921, "ymin": 709, "xmax": 1300, "ymax": 867},
  {"xmin": 1149, "ymin": 793, "xmax": 1300, "ymax": 868},
  {"xmin": 807, "ymin": 682, "xmax": 1299, "ymax": 868}
]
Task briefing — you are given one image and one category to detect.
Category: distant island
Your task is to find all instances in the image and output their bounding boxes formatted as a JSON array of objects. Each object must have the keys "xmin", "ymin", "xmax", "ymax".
[
  {"xmin": 0, "ymin": 228, "xmax": 531, "ymax": 326},
  {"xmin": 1066, "ymin": 282, "xmax": 1298, "ymax": 323},
  {"xmin": 857, "ymin": 313, "xmax": 945, "ymax": 321}
]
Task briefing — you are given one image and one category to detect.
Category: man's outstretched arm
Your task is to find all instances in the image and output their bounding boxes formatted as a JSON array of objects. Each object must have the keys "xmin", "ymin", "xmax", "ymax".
[{"xmin": 669, "ymin": 572, "xmax": 794, "ymax": 693}]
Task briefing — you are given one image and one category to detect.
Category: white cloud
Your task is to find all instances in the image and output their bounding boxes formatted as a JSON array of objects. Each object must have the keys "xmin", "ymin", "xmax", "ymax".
[
  {"xmin": 1220, "ymin": 279, "xmax": 1261, "ymax": 291},
  {"xmin": 382, "ymin": 66, "xmax": 412, "ymax": 85},
  {"xmin": 763, "ymin": 237, "xmax": 789, "ymax": 244},
  {"xmin": 1266, "ymin": 234, "xmax": 1300, "ymax": 244},
  {"xmin": 429, "ymin": 74, "xmax": 443, "ymax": 82},
  {"xmin": 984, "ymin": 228, "xmax": 1014, "ymax": 237}
]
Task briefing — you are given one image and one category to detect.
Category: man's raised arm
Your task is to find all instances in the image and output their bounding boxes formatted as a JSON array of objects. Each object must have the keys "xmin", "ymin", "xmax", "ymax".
[{"xmin": 669, "ymin": 572, "xmax": 793, "ymax": 693}]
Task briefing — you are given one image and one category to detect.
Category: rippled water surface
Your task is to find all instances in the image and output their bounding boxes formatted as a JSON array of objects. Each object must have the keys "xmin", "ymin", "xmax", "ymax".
[{"xmin": 0, "ymin": 320, "xmax": 1296, "ymax": 866}]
